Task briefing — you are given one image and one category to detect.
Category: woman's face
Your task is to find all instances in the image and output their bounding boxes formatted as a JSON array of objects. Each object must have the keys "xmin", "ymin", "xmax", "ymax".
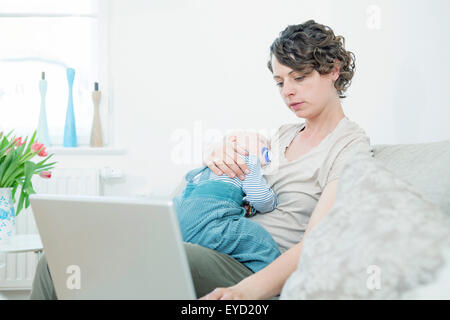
[{"xmin": 271, "ymin": 56, "xmax": 339, "ymax": 119}]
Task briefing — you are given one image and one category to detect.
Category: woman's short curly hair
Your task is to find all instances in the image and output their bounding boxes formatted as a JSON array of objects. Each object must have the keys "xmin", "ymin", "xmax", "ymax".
[{"xmin": 267, "ymin": 20, "xmax": 355, "ymax": 98}]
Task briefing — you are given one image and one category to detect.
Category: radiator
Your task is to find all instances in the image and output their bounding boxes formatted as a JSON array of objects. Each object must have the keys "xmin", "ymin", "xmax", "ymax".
[{"xmin": 0, "ymin": 168, "xmax": 100, "ymax": 290}]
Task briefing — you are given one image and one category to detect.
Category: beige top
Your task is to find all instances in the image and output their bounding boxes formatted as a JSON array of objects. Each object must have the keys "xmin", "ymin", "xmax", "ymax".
[{"xmin": 249, "ymin": 117, "xmax": 372, "ymax": 253}]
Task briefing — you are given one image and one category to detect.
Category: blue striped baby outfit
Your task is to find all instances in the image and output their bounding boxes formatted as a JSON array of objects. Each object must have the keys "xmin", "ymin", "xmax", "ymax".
[
  {"xmin": 173, "ymin": 154, "xmax": 281, "ymax": 273},
  {"xmin": 208, "ymin": 154, "xmax": 278, "ymax": 215}
]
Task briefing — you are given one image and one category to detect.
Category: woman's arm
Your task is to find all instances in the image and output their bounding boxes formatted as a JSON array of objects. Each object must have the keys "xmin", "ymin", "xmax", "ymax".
[{"xmin": 201, "ymin": 179, "xmax": 339, "ymax": 300}]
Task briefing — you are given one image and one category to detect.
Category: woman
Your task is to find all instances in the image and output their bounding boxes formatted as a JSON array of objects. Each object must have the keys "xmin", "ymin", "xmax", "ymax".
[
  {"xmin": 29, "ymin": 20, "xmax": 371, "ymax": 300},
  {"xmin": 200, "ymin": 19, "xmax": 371, "ymax": 299}
]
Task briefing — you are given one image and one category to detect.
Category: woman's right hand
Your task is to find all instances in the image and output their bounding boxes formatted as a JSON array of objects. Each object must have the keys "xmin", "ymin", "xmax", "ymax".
[
  {"xmin": 204, "ymin": 135, "xmax": 250, "ymax": 180},
  {"xmin": 199, "ymin": 283, "xmax": 256, "ymax": 300}
]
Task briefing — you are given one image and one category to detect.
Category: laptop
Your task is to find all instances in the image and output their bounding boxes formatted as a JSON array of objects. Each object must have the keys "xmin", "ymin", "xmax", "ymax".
[{"xmin": 29, "ymin": 194, "xmax": 196, "ymax": 300}]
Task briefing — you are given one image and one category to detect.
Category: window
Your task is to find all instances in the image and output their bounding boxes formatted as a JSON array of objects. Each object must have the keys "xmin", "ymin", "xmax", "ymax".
[{"xmin": 0, "ymin": 0, "xmax": 109, "ymax": 147}]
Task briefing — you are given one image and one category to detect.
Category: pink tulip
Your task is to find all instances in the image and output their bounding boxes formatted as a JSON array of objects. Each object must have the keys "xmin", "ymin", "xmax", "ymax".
[
  {"xmin": 31, "ymin": 142, "xmax": 44, "ymax": 152},
  {"xmin": 14, "ymin": 137, "xmax": 25, "ymax": 146},
  {"xmin": 39, "ymin": 171, "xmax": 52, "ymax": 179},
  {"xmin": 31, "ymin": 142, "xmax": 48, "ymax": 157}
]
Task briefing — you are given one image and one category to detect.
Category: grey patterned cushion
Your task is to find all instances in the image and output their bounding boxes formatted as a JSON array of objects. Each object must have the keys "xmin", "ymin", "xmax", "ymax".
[
  {"xmin": 280, "ymin": 153, "xmax": 450, "ymax": 299},
  {"xmin": 373, "ymin": 140, "xmax": 450, "ymax": 215}
]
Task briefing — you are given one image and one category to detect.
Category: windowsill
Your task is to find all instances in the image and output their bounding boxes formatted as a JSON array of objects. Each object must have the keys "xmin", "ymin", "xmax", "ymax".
[{"xmin": 47, "ymin": 146, "xmax": 127, "ymax": 155}]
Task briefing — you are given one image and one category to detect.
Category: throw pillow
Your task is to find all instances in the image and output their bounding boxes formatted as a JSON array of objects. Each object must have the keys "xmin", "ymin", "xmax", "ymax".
[{"xmin": 280, "ymin": 154, "xmax": 450, "ymax": 299}]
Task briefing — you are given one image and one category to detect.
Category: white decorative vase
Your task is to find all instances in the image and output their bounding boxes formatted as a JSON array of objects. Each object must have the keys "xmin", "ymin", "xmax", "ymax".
[
  {"xmin": 90, "ymin": 82, "xmax": 103, "ymax": 147},
  {"xmin": 0, "ymin": 188, "xmax": 16, "ymax": 244}
]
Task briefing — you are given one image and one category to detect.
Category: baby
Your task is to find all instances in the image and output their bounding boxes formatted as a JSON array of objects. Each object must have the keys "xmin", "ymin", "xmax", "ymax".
[{"xmin": 173, "ymin": 132, "xmax": 281, "ymax": 273}]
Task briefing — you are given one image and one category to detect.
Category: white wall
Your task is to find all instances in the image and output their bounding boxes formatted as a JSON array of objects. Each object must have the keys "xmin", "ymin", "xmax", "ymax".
[{"xmin": 56, "ymin": 0, "xmax": 450, "ymax": 198}]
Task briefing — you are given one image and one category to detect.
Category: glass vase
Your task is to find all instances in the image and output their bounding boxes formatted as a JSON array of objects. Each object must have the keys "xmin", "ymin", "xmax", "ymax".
[{"xmin": 0, "ymin": 188, "xmax": 16, "ymax": 244}]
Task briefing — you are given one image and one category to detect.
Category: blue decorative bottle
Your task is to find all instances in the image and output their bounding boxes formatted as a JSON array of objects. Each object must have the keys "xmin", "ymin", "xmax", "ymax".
[
  {"xmin": 63, "ymin": 68, "xmax": 77, "ymax": 147},
  {"xmin": 37, "ymin": 71, "xmax": 51, "ymax": 146}
]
